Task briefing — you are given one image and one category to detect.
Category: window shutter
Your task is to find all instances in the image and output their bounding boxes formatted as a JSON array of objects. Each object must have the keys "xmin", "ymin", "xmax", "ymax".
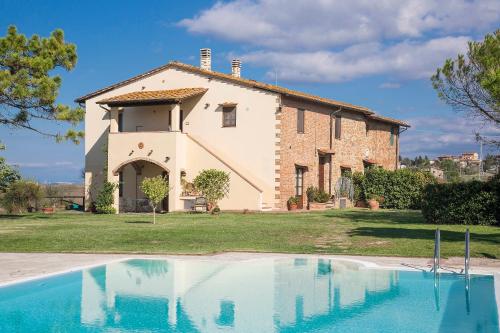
[
  {"xmin": 335, "ymin": 116, "xmax": 342, "ymax": 139},
  {"xmin": 222, "ymin": 107, "xmax": 237, "ymax": 127},
  {"xmin": 297, "ymin": 108, "xmax": 305, "ymax": 133}
]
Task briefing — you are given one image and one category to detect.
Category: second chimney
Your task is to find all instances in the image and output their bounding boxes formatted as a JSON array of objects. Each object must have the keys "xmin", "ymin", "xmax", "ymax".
[
  {"xmin": 231, "ymin": 59, "xmax": 241, "ymax": 78},
  {"xmin": 200, "ymin": 48, "xmax": 211, "ymax": 71}
]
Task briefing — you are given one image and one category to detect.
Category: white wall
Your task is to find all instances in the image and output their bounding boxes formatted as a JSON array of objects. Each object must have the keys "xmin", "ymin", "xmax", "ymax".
[{"xmin": 84, "ymin": 65, "xmax": 279, "ymax": 210}]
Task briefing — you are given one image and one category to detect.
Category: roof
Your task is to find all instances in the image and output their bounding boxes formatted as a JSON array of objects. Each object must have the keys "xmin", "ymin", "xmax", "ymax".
[
  {"xmin": 97, "ymin": 88, "xmax": 208, "ymax": 106},
  {"xmin": 76, "ymin": 61, "xmax": 409, "ymax": 126},
  {"xmin": 368, "ymin": 114, "xmax": 410, "ymax": 127}
]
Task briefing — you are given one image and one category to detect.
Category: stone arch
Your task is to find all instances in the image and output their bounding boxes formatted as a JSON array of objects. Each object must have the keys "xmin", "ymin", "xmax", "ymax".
[{"xmin": 111, "ymin": 157, "xmax": 170, "ymax": 176}]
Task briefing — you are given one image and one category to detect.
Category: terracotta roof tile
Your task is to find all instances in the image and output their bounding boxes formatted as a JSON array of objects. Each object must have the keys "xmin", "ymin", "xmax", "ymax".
[
  {"xmin": 76, "ymin": 61, "xmax": 409, "ymax": 127},
  {"xmin": 96, "ymin": 88, "xmax": 208, "ymax": 106},
  {"xmin": 368, "ymin": 114, "xmax": 410, "ymax": 127}
]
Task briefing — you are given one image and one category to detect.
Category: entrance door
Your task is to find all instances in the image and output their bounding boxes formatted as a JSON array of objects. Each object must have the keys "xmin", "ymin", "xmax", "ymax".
[
  {"xmin": 162, "ymin": 171, "xmax": 169, "ymax": 212},
  {"xmin": 318, "ymin": 156, "xmax": 326, "ymax": 192},
  {"xmin": 295, "ymin": 167, "xmax": 304, "ymax": 209}
]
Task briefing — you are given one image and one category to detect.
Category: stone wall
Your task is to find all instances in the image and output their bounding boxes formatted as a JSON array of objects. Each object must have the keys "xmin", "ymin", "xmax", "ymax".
[{"xmin": 277, "ymin": 96, "xmax": 399, "ymax": 209}]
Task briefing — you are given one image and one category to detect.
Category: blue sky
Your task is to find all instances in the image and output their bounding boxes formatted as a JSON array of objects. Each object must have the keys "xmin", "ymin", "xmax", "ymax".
[{"xmin": 0, "ymin": 0, "xmax": 499, "ymax": 183}]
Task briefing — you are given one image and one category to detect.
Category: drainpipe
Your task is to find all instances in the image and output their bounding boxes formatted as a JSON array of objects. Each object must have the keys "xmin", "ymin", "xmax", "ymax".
[
  {"xmin": 396, "ymin": 126, "xmax": 408, "ymax": 169},
  {"xmin": 328, "ymin": 107, "xmax": 342, "ymax": 195}
]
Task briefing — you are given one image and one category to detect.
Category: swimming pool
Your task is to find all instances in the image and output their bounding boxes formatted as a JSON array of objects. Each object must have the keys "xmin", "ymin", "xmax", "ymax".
[{"xmin": 0, "ymin": 258, "xmax": 498, "ymax": 332}]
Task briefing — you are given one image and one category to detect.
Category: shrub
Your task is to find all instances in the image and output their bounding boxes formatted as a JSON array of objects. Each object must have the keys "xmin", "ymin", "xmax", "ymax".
[
  {"xmin": 95, "ymin": 181, "xmax": 118, "ymax": 214},
  {"xmin": 141, "ymin": 175, "xmax": 169, "ymax": 224},
  {"xmin": 287, "ymin": 196, "xmax": 299, "ymax": 205},
  {"xmin": 306, "ymin": 186, "xmax": 330, "ymax": 203},
  {"xmin": 1, "ymin": 180, "xmax": 42, "ymax": 213},
  {"xmin": 358, "ymin": 168, "xmax": 435, "ymax": 209},
  {"xmin": 352, "ymin": 172, "xmax": 365, "ymax": 203},
  {"xmin": 193, "ymin": 169, "xmax": 230, "ymax": 210},
  {"xmin": 315, "ymin": 191, "xmax": 330, "ymax": 203},
  {"xmin": 422, "ymin": 177, "xmax": 499, "ymax": 225},
  {"xmin": 0, "ymin": 157, "xmax": 21, "ymax": 193}
]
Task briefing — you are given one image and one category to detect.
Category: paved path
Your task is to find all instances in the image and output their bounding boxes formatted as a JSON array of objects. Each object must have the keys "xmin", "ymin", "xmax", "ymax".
[{"xmin": 1, "ymin": 252, "xmax": 499, "ymax": 285}]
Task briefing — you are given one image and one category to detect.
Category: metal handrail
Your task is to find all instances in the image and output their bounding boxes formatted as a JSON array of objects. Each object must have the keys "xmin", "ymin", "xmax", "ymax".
[
  {"xmin": 433, "ymin": 228, "xmax": 440, "ymax": 272},
  {"xmin": 465, "ymin": 228, "xmax": 470, "ymax": 277}
]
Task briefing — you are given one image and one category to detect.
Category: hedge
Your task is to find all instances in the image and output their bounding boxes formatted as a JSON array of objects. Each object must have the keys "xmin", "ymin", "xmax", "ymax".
[
  {"xmin": 421, "ymin": 175, "xmax": 500, "ymax": 225},
  {"xmin": 354, "ymin": 168, "xmax": 435, "ymax": 209}
]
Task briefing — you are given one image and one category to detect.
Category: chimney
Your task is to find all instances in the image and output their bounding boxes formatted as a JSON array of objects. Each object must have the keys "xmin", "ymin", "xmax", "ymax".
[
  {"xmin": 200, "ymin": 48, "xmax": 211, "ymax": 71},
  {"xmin": 231, "ymin": 59, "xmax": 241, "ymax": 78}
]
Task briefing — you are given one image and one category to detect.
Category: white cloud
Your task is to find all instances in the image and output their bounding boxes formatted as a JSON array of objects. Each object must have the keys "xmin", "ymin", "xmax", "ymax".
[
  {"xmin": 179, "ymin": 0, "xmax": 499, "ymax": 50},
  {"xmin": 239, "ymin": 36, "xmax": 469, "ymax": 82},
  {"xmin": 379, "ymin": 83, "xmax": 401, "ymax": 89},
  {"xmin": 400, "ymin": 116, "xmax": 500, "ymax": 157}
]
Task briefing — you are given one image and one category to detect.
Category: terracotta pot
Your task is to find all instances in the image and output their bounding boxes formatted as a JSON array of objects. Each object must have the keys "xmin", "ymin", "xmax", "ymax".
[
  {"xmin": 309, "ymin": 202, "xmax": 327, "ymax": 210},
  {"xmin": 368, "ymin": 199, "xmax": 379, "ymax": 210},
  {"xmin": 42, "ymin": 207, "xmax": 55, "ymax": 214},
  {"xmin": 288, "ymin": 203, "xmax": 298, "ymax": 211}
]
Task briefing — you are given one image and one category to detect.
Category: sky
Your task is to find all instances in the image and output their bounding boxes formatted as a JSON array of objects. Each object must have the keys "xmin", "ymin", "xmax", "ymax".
[{"xmin": 0, "ymin": 0, "xmax": 499, "ymax": 183}]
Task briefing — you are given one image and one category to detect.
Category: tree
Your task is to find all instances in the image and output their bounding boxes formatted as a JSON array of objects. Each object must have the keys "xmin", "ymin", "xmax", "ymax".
[
  {"xmin": 1, "ymin": 180, "xmax": 42, "ymax": 213},
  {"xmin": 0, "ymin": 157, "xmax": 20, "ymax": 192},
  {"xmin": 431, "ymin": 30, "xmax": 499, "ymax": 145},
  {"xmin": 0, "ymin": 26, "xmax": 84, "ymax": 143},
  {"xmin": 95, "ymin": 181, "xmax": 118, "ymax": 214},
  {"xmin": 141, "ymin": 176, "xmax": 169, "ymax": 224},
  {"xmin": 193, "ymin": 169, "xmax": 230, "ymax": 211}
]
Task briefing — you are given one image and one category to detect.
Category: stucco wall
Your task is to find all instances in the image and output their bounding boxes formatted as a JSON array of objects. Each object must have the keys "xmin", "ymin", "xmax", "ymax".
[{"xmin": 84, "ymin": 66, "xmax": 279, "ymax": 211}]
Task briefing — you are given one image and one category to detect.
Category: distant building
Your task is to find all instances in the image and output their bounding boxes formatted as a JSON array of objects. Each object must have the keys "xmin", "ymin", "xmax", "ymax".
[
  {"xmin": 428, "ymin": 167, "xmax": 444, "ymax": 180},
  {"xmin": 460, "ymin": 152, "xmax": 479, "ymax": 161}
]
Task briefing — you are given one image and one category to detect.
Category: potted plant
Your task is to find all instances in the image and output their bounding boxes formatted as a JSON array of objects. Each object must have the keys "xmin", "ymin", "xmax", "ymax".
[
  {"xmin": 367, "ymin": 194, "xmax": 383, "ymax": 210},
  {"xmin": 287, "ymin": 196, "xmax": 299, "ymax": 211},
  {"xmin": 309, "ymin": 190, "xmax": 330, "ymax": 210}
]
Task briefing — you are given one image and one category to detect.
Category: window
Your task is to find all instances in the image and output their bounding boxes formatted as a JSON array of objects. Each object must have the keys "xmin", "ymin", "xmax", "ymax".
[
  {"xmin": 118, "ymin": 172, "xmax": 123, "ymax": 197},
  {"xmin": 222, "ymin": 106, "xmax": 236, "ymax": 127},
  {"xmin": 297, "ymin": 108, "xmax": 305, "ymax": 133},
  {"xmin": 295, "ymin": 167, "xmax": 304, "ymax": 196},
  {"xmin": 118, "ymin": 113, "xmax": 123, "ymax": 132},
  {"xmin": 335, "ymin": 115, "xmax": 342, "ymax": 139},
  {"xmin": 340, "ymin": 167, "xmax": 352, "ymax": 178},
  {"xmin": 390, "ymin": 127, "xmax": 396, "ymax": 146}
]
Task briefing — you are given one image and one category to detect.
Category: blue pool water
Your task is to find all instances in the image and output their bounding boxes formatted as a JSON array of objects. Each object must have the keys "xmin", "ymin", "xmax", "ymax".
[{"xmin": 0, "ymin": 258, "xmax": 498, "ymax": 332}]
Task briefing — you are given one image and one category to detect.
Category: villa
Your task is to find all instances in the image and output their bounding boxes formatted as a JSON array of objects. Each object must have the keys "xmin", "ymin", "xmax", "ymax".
[{"xmin": 76, "ymin": 49, "xmax": 409, "ymax": 212}]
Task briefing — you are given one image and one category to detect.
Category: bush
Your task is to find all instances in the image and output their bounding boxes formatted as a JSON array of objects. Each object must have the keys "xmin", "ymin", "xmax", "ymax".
[
  {"xmin": 356, "ymin": 168, "xmax": 435, "ymax": 209},
  {"xmin": 422, "ymin": 176, "xmax": 499, "ymax": 225},
  {"xmin": 193, "ymin": 169, "xmax": 230, "ymax": 209},
  {"xmin": 1, "ymin": 180, "xmax": 42, "ymax": 213},
  {"xmin": 95, "ymin": 181, "xmax": 118, "ymax": 214},
  {"xmin": 306, "ymin": 186, "xmax": 330, "ymax": 203}
]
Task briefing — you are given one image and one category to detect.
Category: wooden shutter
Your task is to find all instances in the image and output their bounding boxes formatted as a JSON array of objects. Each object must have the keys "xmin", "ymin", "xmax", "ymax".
[
  {"xmin": 223, "ymin": 107, "xmax": 236, "ymax": 127},
  {"xmin": 335, "ymin": 116, "xmax": 342, "ymax": 139},
  {"xmin": 297, "ymin": 108, "xmax": 305, "ymax": 133}
]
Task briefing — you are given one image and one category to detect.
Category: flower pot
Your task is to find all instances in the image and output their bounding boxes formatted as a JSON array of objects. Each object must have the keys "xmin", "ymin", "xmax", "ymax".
[
  {"xmin": 308, "ymin": 202, "xmax": 327, "ymax": 210},
  {"xmin": 42, "ymin": 207, "xmax": 55, "ymax": 214},
  {"xmin": 288, "ymin": 203, "xmax": 298, "ymax": 211},
  {"xmin": 368, "ymin": 199, "xmax": 379, "ymax": 210}
]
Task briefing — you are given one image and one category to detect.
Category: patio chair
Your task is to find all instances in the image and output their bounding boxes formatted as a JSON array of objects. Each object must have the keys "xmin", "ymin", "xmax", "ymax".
[{"xmin": 193, "ymin": 196, "xmax": 208, "ymax": 213}]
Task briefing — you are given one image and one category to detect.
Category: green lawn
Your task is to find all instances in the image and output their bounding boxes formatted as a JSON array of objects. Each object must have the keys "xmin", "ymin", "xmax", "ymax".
[{"xmin": 0, "ymin": 209, "xmax": 498, "ymax": 258}]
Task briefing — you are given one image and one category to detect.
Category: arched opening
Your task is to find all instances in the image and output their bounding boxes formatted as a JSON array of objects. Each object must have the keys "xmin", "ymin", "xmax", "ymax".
[{"xmin": 113, "ymin": 158, "xmax": 170, "ymax": 213}]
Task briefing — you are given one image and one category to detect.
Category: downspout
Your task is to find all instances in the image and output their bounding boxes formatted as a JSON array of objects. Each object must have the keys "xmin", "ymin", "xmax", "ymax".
[
  {"xmin": 329, "ymin": 107, "xmax": 342, "ymax": 195},
  {"xmin": 396, "ymin": 126, "xmax": 408, "ymax": 169}
]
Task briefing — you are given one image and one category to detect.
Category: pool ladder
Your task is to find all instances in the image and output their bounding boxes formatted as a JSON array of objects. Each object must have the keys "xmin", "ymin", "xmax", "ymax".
[
  {"xmin": 433, "ymin": 228, "xmax": 470, "ymax": 278},
  {"xmin": 433, "ymin": 228, "xmax": 471, "ymax": 313}
]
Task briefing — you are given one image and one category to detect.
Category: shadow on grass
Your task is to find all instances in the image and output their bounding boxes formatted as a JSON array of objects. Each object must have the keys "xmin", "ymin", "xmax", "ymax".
[
  {"xmin": 349, "ymin": 227, "xmax": 500, "ymax": 244},
  {"xmin": 0, "ymin": 214, "xmax": 53, "ymax": 220},
  {"xmin": 125, "ymin": 221, "xmax": 153, "ymax": 224},
  {"xmin": 323, "ymin": 209, "xmax": 424, "ymax": 225}
]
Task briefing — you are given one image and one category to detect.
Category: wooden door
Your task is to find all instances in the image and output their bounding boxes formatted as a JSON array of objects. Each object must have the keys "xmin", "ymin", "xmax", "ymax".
[
  {"xmin": 318, "ymin": 156, "xmax": 326, "ymax": 192},
  {"xmin": 162, "ymin": 171, "xmax": 169, "ymax": 212}
]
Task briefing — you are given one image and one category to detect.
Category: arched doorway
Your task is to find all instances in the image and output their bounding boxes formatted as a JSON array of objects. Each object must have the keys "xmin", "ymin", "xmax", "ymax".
[{"xmin": 112, "ymin": 158, "xmax": 169, "ymax": 213}]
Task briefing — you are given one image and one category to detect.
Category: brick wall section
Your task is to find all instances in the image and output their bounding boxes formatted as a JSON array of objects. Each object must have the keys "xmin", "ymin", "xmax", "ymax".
[{"xmin": 278, "ymin": 96, "xmax": 398, "ymax": 209}]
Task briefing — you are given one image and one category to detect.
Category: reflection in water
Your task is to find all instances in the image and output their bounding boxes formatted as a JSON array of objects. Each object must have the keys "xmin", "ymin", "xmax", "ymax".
[{"xmin": 0, "ymin": 258, "xmax": 498, "ymax": 332}]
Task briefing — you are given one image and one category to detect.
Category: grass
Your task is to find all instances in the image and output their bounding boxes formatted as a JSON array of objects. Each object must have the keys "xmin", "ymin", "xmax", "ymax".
[{"xmin": 0, "ymin": 209, "xmax": 498, "ymax": 258}]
